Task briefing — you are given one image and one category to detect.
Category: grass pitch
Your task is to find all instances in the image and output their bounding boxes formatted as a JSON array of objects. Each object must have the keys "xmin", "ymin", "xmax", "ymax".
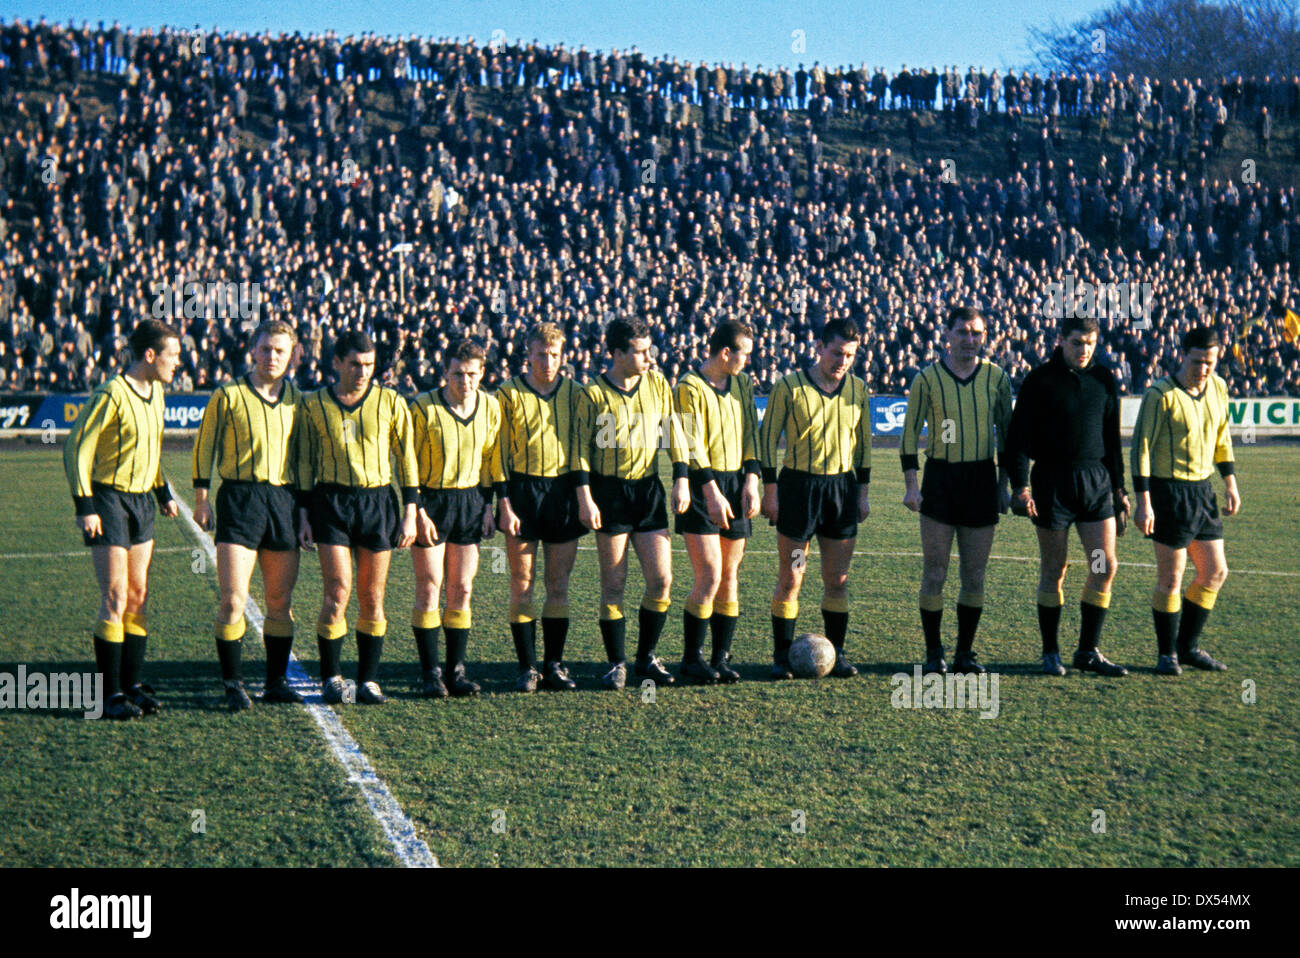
[{"xmin": 1, "ymin": 442, "xmax": 1297, "ymax": 867}]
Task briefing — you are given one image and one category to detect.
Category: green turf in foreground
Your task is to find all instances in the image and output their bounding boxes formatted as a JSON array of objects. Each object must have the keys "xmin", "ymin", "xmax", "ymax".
[{"xmin": 1, "ymin": 444, "xmax": 1297, "ymax": 866}]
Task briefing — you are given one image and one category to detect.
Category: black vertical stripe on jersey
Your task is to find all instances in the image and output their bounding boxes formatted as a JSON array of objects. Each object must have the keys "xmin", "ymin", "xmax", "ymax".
[
  {"xmin": 984, "ymin": 366, "xmax": 995, "ymax": 452},
  {"xmin": 124, "ymin": 388, "xmax": 141, "ymax": 491}
]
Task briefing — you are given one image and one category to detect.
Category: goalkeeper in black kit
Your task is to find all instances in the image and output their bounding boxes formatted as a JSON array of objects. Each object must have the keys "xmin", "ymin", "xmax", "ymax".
[{"xmin": 1005, "ymin": 315, "xmax": 1131, "ymax": 677}]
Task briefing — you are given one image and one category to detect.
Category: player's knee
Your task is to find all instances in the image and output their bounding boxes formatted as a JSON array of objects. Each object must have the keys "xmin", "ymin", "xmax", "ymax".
[
  {"xmin": 220, "ymin": 591, "xmax": 247, "ymax": 621},
  {"xmin": 921, "ymin": 565, "xmax": 948, "ymax": 592},
  {"xmin": 644, "ymin": 571, "xmax": 671, "ymax": 599},
  {"xmin": 126, "ymin": 584, "xmax": 148, "ymax": 611},
  {"xmin": 1207, "ymin": 564, "xmax": 1228, "ymax": 589},
  {"xmin": 446, "ymin": 583, "xmax": 472, "ymax": 608}
]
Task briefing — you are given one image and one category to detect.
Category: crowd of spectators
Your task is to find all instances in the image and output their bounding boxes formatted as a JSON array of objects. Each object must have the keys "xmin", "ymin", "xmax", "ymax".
[{"xmin": 0, "ymin": 17, "xmax": 1297, "ymax": 399}]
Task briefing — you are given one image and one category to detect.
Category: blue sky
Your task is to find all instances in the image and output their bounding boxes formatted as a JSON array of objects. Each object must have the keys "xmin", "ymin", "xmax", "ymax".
[{"xmin": 10, "ymin": 0, "xmax": 1107, "ymax": 73}]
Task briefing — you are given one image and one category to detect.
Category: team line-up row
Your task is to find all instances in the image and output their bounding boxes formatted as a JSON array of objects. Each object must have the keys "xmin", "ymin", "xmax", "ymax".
[{"xmin": 62, "ymin": 310, "xmax": 1240, "ymax": 717}]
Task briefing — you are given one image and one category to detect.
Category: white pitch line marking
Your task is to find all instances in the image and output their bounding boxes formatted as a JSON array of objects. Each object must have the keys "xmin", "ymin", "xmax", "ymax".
[{"xmin": 173, "ymin": 496, "xmax": 437, "ymax": 869}]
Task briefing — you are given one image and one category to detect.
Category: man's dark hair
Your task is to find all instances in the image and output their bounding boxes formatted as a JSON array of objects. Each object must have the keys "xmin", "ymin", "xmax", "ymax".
[
  {"xmin": 445, "ymin": 338, "xmax": 487, "ymax": 368},
  {"xmin": 820, "ymin": 317, "xmax": 859, "ymax": 345},
  {"xmin": 708, "ymin": 321, "xmax": 755, "ymax": 355},
  {"xmin": 607, "ymin": 318, "xmax": 650, "ymax": 354},
  {"xmin": 1182, "ymin": 326, "xmax": 1220, "ymax": 352},
  {"xmin": 947, "ymin": 305, "xmax": 984, "ymax": 329},
  {"xmin": 128, "ymin": 319, "xmax": 179, "ymax": 360},
  {"xmin": 333, "ymin": 330, "xmax": 375, "ymax": 361},
  {"xmin": 1060, "ymin": 315, "xmax": 1100, "ymax": 338}
]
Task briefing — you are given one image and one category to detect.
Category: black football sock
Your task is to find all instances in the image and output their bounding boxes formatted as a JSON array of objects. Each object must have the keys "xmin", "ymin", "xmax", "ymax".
[
  {"xmin": 919, "ymin": 594, "xmax": 943, "ymax": 653},
  {"xmin": 413, "ymin": 610, "xmax": 441, "ymax": 673},
  {"xmin": 444, "ymin": 609, "xmax": 472, "ymax": 669},
  {"xmin": 710, "ymin": 603, "xmax": 739, "ymax": 664},
  {"xmin": 317, "ymin": 632, "xmax": 344, "ymax": 680},
  {"xmin": 1151, "ymin": 590, "xmax": 1180, "ymax": 657},
  {"xmin": 1037, "ymin": 589, "xmax": 1064, "ymax": 654},
  {"xmin": 599, "ymin": 612, "xmax": 627, "ymax": 664},
  {"xmin": 821, "ymin": 598, "xmax": 849, "ymax": 649},
  {"xmin": 682, "ymin": 600, "xmax": 711, "ymax": 662},
  {"xmin": 215, "ymin": 620, "xmax": 245, "ymax": 683},
  {"xmin": 1079, "ymin": 588, "xmax": 1111, "ymax": 653},
  {"xmin": 93, "ymin": 623, "xmax": 124, "ymax": 697},
  {"xmin": 955, "ymin": 590, "xmax": 984, "ymax": 655},
  {"xmin": 636, "ymin": 600, "xmax": 670, "ymax": 661},
  {"xmin": 541, "ymin": 602, "xmax": 570, "ymax": 663},
  {"xmin": 1176, "ymin": 599, "xmax": 1213, "ymax": 654},
  {"xmin": 216, "ymin": 638, "xmax": 243, "ymax": 683},
  {"xmin": 121, "ymin": 632, "xmax": 147, "ymax": 691},
  {"xmin": 355, "ymin": 622, "xmax": 384, "ymax": 685},
  {"xmin": 263, "ymin": 617, "xmax": 294, "ymax": 684},
  {"xmin": 771, "ymin": 600, "xmax": 797, "ymax": 662},
  {"xmin": 510, "ymin": 620, "xmax": 538, "ymax": 669},
  {"xmin": 264, "ymin": 635, "xmax": 292, "ymax": 683}
]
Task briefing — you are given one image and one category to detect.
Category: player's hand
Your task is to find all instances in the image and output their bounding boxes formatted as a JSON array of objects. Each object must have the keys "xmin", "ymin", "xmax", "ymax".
[
  {"xmin": 742, "ymin": 475, "xmax": 761, "ymax": 518},
  {"xmin": 416, "ymin": 508, "xmax": 438, "ymax": 547},
  {"xmin": 902, "ymin": 485, "xmax": 922, "ymax": 512},
  {"xmin": 1114, "ymin": 491, "xmax": 1131, "ymax": 537},
  {"xmin": 704, "ymin": 482, "xmax": 733, "ymax": 529},
  {"xmin": 298, "ymin": 509, "xmax": 315, "ymax": 551},
  {"xmin": 672, "ymin": 476, "xmax": 691, "ymax": 515},
  {"xmin": 1134, "ymin": 497, "xmax": 1155, "ymax": 537},
  {"xmin": 578, "ymin": 495, "xmax": 602, "ymax": 532},
  {"xmin": 498, "ymin": 498, "xmax": 522, "ymax": 537},
  {"xmin": 482, "ymin": 507, "xmax": 496, "ymax": 540},
  {"xmin": 1012, "ymin": 487, "xmax": 1036, "ymax": 519},
  {"xmin": 997, "ymin": 484, "xmax": 1013, "ymax": 515},
  {"xmin": 160, "ymin": 500, "xmax": 179, "ymax": 519},
  {"xmin": 193, "ymin": 499, "xmax": 213, "ymax": 531},
  {"xmin": 1223, "ymin": 478, "xmax": 1241, "ymax": 516},
  {"xmin": 761, "ymin": 485, "xmax": 778, "ymax": 524},
  {"xmin": 77, "ymin": 513, "xmax": 103, "ymax": 538},
  {"xmin": 857, "ymin": 486, "xmax": 870, "ymax": 522},
  {"xmin": 397, "ymin": 505, "xmax": 417, "ymax": 549}
]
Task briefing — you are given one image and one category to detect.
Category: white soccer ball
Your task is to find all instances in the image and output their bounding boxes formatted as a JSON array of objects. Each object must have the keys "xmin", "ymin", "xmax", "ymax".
[{"xmin": 789, "ymin": 633, "xmax": 836, "ymax": 679}]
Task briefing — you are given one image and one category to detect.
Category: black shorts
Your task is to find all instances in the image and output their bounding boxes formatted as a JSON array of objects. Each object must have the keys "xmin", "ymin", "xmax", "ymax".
[
  {"xmin": 590, "ymin": 473, "xmax": 668, "ymax": 535},
  {"xmin": 1029, "ymin": 461, "xmax": 1115, "ymax": 530},
  {"xmin": 776, "ymin": 469, "xmax": 859, "ymax": 542},
  {"xmin": 417, "ymin": 487, "xmax": 487, "ymax": 547},
  {"xmin": 83, "ymin": 483, "xmax": 154, "ymax": 547},
  {"xmin": 507, "ymin": 473, "xmax": 587, "ymax": 543},
  {"xmin": 216, "ymin": 481, "xmax": 297, "ymax": 551},
  {"xmin": 676, "ymin": 469, "xmax": 753, "ymax": 540},
  {"xmin": 920, "ymin": 458, "xmax": 998, "ymax": 528},
  {"xmin": 308, "ymin": 484, "xmax": 400, "ymax": 551},
  {"xmin": 1148, "ymin": 477, "xmax": 1224, "ymax": 549}
]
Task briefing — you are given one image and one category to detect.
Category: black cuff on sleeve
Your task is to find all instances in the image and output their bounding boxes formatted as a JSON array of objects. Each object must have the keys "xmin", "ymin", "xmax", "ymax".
[
  {"xmin": 856, "ymin": 467, "xmax": 871, "ymax": 485},
  {"xmin": 193, "ymin": 478, "xmax": 211, "ymax": 490},
  {"xmin": 494, "ymin": 481, "xmax": 509, "ymax": 499},
  {"xmin": 401, "ymin": 486, "xmax": 420, "ymax": 507},
  {"xmin": 671, "ymin": 461, "xmax": 689, "ymax": 481},
  {"xmin": 572, "ymin": 470, "xmax": 591, "ymax": 487},
  {"xmin": 479, "ymin": 486, "xmax": 494, "ymax": 505},
  {"xmin": 900, "ymin": 453, "xmax": 919, "ymax": 472},
  {"xmin": 742, "ymin": 459, "xmax": 761, "ymax": 478},
  {"xmin": 688, "ymin": 467, "xmax": 715, "ymax": 485},
  {"xmin": 296, "ymin": 490, "xmax": 312, "ymax": 511},
  {"xmin": 1217, "ymin": 461, "xmax": 1235, "ymax": 478},
  {"xmin": 74, "ymin": 495, "xmax": 95, "ymax": 517},
  {"xmin": 761, "ymin": 467, "xmax": 777, "ymax": 484},
  {"xmin": 1132, "ymin": 476, "xmax": 1150, "ymax": 492},
  {"xmin": 153, "ymin": 484, "xmax": 174, "ymax": 506}
]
